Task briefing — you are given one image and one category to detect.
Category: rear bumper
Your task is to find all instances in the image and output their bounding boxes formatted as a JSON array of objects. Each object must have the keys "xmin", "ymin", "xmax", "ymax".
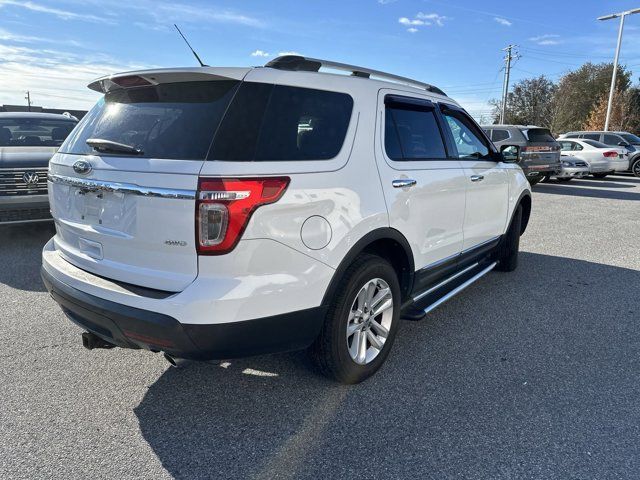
[
  {"xmin": 41, "ymin": 266, "xmax": 326, "ymax": 360},
  {"xmin": 555, "ymin": 166, "xmax": 589, "ymax": 179}
]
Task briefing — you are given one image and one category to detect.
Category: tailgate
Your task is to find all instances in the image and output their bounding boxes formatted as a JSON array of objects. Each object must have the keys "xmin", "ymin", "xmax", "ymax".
[
  {"xmin": 49, "ymin": 155, "xmax": 200, "ymax": 291},
  {"xmin": 47, "ymin": 70, "xmax": 246, "ymax": 291}
]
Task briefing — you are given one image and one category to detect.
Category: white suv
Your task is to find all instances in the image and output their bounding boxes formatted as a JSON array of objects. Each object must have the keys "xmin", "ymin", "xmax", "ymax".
[{"xmin": 41, "ymin": 56, "xmax": 532, "ymax": 384}]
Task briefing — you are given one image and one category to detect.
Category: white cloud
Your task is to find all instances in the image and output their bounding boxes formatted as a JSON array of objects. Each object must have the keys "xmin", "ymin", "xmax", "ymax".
[
  {"xmin": 399, "ymin": 17, "xmax": 425, "ymax": 26},
  {"xmin": 529, "ymin": 34, "xmax": 561, "ymax": 45},
  {"xmin": 278, "ymin": 51, "xmax": 301, "ymax": 56},
  {"xmin": 0, "ymin": 27, "xmax": 84, "ymax": 47},
  {"xmin": 399, "ymin": 12, "xmax": 447, "ymax": 32},
  {"xmin": 0, "ymin": 43, "xmax": 156, "ymax": 109},
  {"xmin": 0, "ymin": 0, "xmax": 116, "ymax": 24},
  {"xmin": 378, "ymin": 0, "xmax": 398, "ymax": 4},
  {"xmin": 251, "ymin": 49, "xmax": 270, "ymax": 57},
  {"xmin": 493, "ymin": 17, "xmax": 512, "ymax": 27},
  {"xmin": 416, "ymin": 12, "xmax": 447, "ymax": 27}
]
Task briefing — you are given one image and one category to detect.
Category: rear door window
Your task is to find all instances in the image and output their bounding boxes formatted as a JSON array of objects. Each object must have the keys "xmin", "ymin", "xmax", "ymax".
[
  {"xmin": 60, "ymin": 80, "xmax": 240, "ymax": 160},
  {"xmin": 491, "ymin": 129, "xmax": 510, "ymax": 142},
  {"xmin": 384, "ymin": 97, "xmax": 447, "ymax": 160},
  {"xmin": 603, "ymin": 134, "xmax": 623, "ymax": 145},
  {"xmin": 0, "ymin": 118, "xmax": 76, "ymax": 147},
  {"xmin": 210, "ymin": 83, "xmax": 353, "ymax": 161},
  {"xmin": 582, "ymin": 133, "xmax": 601, "ymax": 141}
]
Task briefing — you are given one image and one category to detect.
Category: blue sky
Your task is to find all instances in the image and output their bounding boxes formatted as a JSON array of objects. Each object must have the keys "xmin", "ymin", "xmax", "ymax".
[{"xmin": 2, "ymin": 0, "xmax": 640, "ymax": 121}]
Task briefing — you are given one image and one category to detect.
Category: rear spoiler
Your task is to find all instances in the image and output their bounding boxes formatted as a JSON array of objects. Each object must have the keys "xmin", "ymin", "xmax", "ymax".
[{"xmin": 87, "ymin": 67, "xmax": 251, "ymax": 93}]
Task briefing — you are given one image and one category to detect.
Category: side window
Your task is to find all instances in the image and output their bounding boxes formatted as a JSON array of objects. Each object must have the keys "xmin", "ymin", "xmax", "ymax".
[
  {"xmin": 442, "ymin": 110, "xmax": 490, "ymax": 159},
  {"xmin": 483, "ymin": 128, "xmax": 493, "ymax": 140},
  {"xmin": 492, "ymin": 129, "xmax": 510, "ymax": 142},
  {"xmin": 210, "ymin": 82, "xmax": 354, "ymax": 161},
  {"xmin": 583, "ymin": 133, "xmax": 600, "ymax": 141},
  {"xmin": 559, "ymin": 141, "xmax": 572, "ymax": 151},
  {"xmin": 603, "ymin": 134, "xmax": 621, "ymax": 145},
  {"xmin": 384, "ymin": 103, "xmax": 447, "ymax": 160}
]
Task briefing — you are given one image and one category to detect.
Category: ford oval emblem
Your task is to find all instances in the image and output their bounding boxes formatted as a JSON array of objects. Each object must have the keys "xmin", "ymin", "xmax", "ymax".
[{"xmin": 73, "ymin": 160, "xmax": 92, "ymax": 175}]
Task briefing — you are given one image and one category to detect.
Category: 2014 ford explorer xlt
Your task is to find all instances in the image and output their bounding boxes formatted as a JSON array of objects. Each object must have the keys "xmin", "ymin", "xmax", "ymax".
[{"xmin": 42, "ymin": 57, "xmax": 531, "ymax": 384}]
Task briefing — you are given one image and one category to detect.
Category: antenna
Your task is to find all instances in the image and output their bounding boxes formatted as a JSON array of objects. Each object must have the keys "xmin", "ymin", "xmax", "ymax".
[{"xmin": 174, "ymin": 24, "xmax": 207, "ymax": 67}]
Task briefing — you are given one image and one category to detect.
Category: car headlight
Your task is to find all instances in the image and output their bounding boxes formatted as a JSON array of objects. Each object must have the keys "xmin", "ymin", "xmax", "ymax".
[{"xmin": 562, "ymin": 161, "xmax": 574, "ymax": 167}]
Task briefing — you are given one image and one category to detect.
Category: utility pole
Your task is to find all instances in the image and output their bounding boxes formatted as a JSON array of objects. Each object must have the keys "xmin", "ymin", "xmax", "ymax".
[
  {"xmin": 25, "ymin": 91, "xmax": 32, "ymax": 112},
  {"xmin": 598, "ymin": 8, "xmax": 640, "ymax": 131},
  {"xmin": 500, "ymin": 45, "xmax": 517, "ymax": 124}
]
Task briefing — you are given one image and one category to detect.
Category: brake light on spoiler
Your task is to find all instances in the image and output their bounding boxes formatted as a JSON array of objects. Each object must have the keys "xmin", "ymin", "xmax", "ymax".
[{"xmin": 196, "ymin": 177, "xmax": 290, "ymax": 255}]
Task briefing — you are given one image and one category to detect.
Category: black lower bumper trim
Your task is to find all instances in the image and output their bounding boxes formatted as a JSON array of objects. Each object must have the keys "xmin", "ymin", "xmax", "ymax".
[{"xmin": 41, "ymin": 267, "xmax": 327, "ymax": 360}]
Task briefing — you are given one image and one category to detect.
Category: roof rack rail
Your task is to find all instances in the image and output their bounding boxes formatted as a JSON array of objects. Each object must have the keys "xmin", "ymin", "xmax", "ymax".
[{"xmin": 264, "ymin": 55, "xmax": 447, "ymax": 96}]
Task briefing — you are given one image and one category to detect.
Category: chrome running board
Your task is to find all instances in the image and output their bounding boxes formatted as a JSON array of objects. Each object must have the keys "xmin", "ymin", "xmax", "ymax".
[{"xmin": 423, "ymin": 262, "xmax": 497, "ymax": 315}]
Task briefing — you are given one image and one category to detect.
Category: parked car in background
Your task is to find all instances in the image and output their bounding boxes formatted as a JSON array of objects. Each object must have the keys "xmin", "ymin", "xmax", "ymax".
[
  {"xmin": 0, "ymin": 112, "xmax": 77, "ymax": 224},
  {"xmin": 482, "ymin": 125, "xmax": 561, "ymax": 185},
  {"xmin": 557, "ymin": 138, "xmax": 628, "ymax": 178},
  {"xmin": 41, "ymin": 55, "xmax": 532, "ymax": 384},
  {"xmin": 542, "ymin": 154, "xmax": 590, "ymax": 182},
  {"xmin": 559, "ymin": 130, "xmax": 640, "ymax": 177}
]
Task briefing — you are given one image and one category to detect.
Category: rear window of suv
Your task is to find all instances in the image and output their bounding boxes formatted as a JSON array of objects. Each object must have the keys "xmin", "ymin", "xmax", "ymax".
[
  {"xmin": 210, "ymin": 82, "xmax": 353, "ymax": 161},
  {"xmin": 61, "ymin": 81, "xmax": 240, "ymax": 160},
  {"xmin": 523, "ymin": 128, "xmax": 555, "ymax": 142},
  {"xmin": 0, "ymin": 117, "xmax": 76, "ymax": 147}
]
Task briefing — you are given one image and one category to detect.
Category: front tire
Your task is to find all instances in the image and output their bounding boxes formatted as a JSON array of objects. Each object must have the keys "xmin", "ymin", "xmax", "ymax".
[
  {"xmin": 309, "ymin": 254, "xmax": 401, "ymax": 384},
  {"xmin": 495, "ymin": 205, "xmax": 522, "ymax": 272},
  {"xmin": 632, "ymin": 158, "xmax": 640, "ymax": 178}
]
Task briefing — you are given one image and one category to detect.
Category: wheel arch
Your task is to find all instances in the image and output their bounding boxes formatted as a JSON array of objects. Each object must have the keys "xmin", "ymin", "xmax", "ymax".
[
  {"xmin": 321, "ymin": 228, "xmax": 415, "ymax": 305},
  {"xmin": 515, "ymin": 191, "xmax": 532, "ymax": 235}
]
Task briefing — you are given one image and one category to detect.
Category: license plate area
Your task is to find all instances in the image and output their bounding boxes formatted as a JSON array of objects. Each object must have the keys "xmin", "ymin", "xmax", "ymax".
[{"xmin": 75, "ymin": 188, "xmax": 128, "ymax": 228}]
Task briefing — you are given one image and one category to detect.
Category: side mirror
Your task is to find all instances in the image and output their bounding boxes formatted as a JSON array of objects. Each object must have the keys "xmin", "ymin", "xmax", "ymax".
[
  {"xmin": 618, "ymin": 141, "xmax": 630, "ymax": 147},
  {"xmin": 500, "ymin": 144, "xmax": 520, "ymax": 163}
]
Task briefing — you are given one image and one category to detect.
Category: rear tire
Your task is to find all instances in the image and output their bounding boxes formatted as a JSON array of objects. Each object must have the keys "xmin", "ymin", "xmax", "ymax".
[
  {"xmin": 592, "ymin": 173, "xmax": 608, "ymax": 179},
  {"xmin": 528, "ymin": 175, "xmax": 543, "ymax": 186},
  {"xmin": 309, "ymin": 254, "xmax": 401, "ymax": 384},
  {"xmin": 495, "ymin": 205, "xmax": 522, "ymax": 273},
  {"xmin": 632, "ymin": 158, "xmax": 640, "ymax": 178}
]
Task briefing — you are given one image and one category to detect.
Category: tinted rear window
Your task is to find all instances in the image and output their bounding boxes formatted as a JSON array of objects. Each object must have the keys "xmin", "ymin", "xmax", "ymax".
[
  {"xmin": 210, "ymin": 83, "xmax": 353, "ymax": 161},
  {"xmin": 524, "ymin": 128, "xmax": 555, "ymax": 142},
  {"xmin": 492, "ymin": 129, "xmax": 510, "ymax": 142},
  {"xmin": 384, "ymin": 105, "xmax": 446, "ymax": 160},
  {"xmin": 60, "ymin": 81, "xmax": 240, "ymax": 160},
  {"xmin": 582, "ymin": 139, "xmax": 609, "ymax": 148},
  {"xmin": 582, "ymin": 133, "xmax": 600, "ymax": 140},
  {"xmin": 0, "ymin": 117, "xmax": 76, "ymax": 147}
]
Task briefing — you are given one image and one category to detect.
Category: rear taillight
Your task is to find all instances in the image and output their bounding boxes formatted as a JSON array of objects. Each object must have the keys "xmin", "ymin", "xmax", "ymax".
[
  {"xmin": 603, "ymin": 151, "xmax": 618, "ymax": 158},
  {"xmin": 196, "ymin": 177, "xmax": 290, "ymax": 255}
]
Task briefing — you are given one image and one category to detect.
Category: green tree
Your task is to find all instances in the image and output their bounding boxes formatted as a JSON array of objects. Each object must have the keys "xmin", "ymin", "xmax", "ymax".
[
  {"xmin": 552, "ymin": 62, "xmax": 632, "ymax": 132},
  {"xmin": 490, "ymin": 75, "xmax": 557, "ymax": 126}
]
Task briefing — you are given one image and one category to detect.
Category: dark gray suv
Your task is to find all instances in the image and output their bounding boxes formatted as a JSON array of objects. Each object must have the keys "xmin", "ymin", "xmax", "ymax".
[
  {"xmin": 482, "ymin": 125, "xmax": 561, "ymax": 185},
  {"xmin": 558, "ymin": 131, "xmax": 640, "ymax": 177}
]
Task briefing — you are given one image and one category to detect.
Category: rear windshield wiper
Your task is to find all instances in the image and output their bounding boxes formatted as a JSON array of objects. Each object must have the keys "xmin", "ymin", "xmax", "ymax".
[{"xmin": 86, "ymin": 138, "xmax": 143, "ymax": 155}]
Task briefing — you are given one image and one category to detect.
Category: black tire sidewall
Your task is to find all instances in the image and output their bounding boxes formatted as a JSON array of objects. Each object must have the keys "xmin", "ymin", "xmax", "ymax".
[{"xmin": 330, "ymin": 257, "xmax": 401, "ymax": 383}]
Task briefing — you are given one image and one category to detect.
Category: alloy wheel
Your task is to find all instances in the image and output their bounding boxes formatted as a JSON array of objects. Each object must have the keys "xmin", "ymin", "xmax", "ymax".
[{"xmin": 346, "ymin": 278, "xmax": 394, "ymax": 365}]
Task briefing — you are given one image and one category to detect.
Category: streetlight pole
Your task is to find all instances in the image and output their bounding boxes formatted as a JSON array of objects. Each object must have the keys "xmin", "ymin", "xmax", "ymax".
[{"xmin": 598, "ymin": 8, "xmax": 640, "ymax": 131}]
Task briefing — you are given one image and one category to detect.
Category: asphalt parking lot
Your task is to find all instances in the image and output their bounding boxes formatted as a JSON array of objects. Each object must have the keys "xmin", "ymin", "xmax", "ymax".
[{"xmin": 1, "ymin": 175, "xmax": 639, "ymax": 480}]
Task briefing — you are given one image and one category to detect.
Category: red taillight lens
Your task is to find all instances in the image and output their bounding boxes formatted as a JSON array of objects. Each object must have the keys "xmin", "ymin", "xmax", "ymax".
[
  {"xmin": 603, "ymin": 151, "xmax": 618, "ymax": 158},
  {"xmin": 196, "ymin": 177, "xmax": 290, "ymax": 255}
]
